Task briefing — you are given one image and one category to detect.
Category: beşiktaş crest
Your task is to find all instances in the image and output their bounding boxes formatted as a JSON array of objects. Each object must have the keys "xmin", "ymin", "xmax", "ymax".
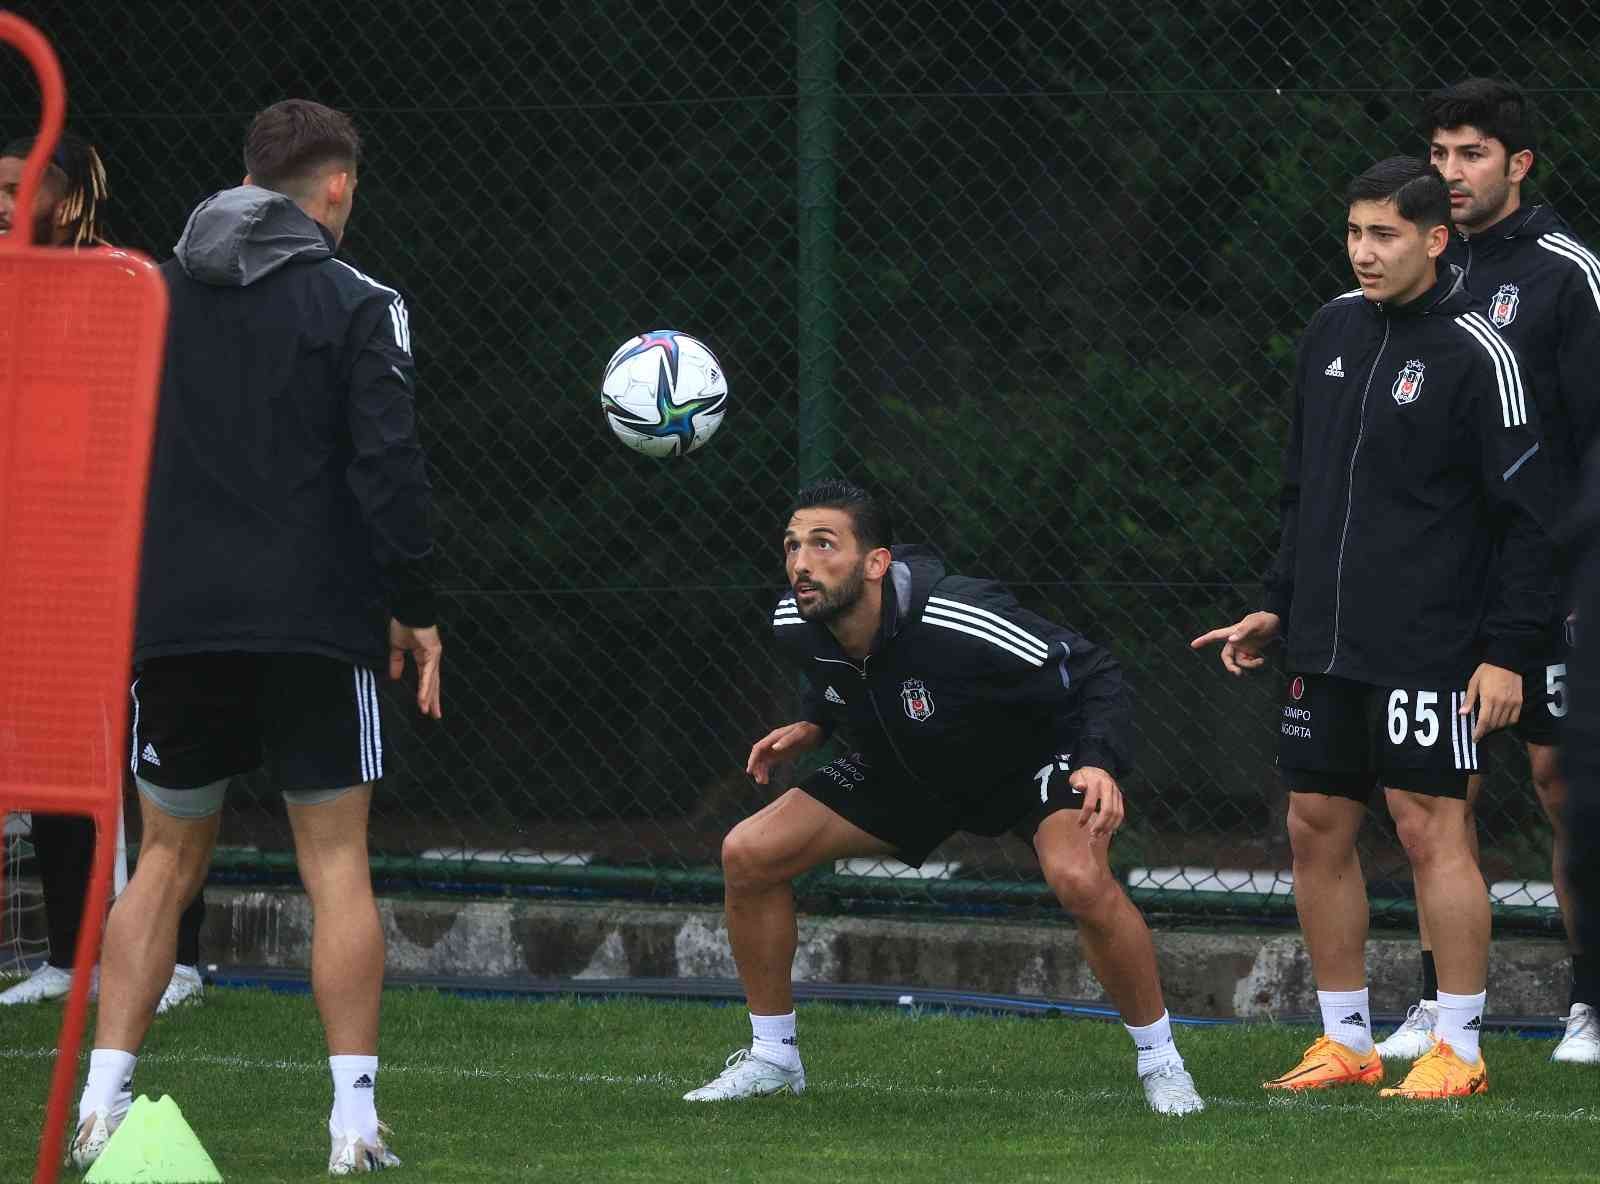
[
  {"xmin": 1489, "ymin": 283, "xmax": 1521, "ymax": 328},
  {"xmin": 900, "ymin": 678, "xmax": 935, "ymax": 722},
  {"xmin": 1392, "ymin": 358, "xmax": 1425, "ymax": 405}
]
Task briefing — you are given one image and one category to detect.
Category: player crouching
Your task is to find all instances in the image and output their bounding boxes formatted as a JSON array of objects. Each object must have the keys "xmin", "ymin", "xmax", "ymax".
[{"xmin": 683, "ymin": 480, "xmax": 1204, "ymax": 1116}]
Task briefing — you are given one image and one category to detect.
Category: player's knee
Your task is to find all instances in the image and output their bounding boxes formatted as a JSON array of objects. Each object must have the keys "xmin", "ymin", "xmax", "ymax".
[
  {"xmin": 720, "ymin": 825, "xmax": 783, "ymax": 890},
  {"xmin": 132, "ymin": 841, "xmax": 206, "ymax": 902},
  {"xmin": 1285, "ymin": 799, "xmax": 1342, "ymax": 860},
  {"xmin": 1391, "ymin": 810, "xmax": 1456, "ymax": 870},
  {"xmin": 1042, "ymin": 854, "xmax": 1112, "ymax": 915}
]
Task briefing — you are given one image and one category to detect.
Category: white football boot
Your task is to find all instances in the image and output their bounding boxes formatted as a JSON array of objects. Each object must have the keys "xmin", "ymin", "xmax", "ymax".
[
  {"xmin": 67, "ymin": 1110, "xmax": 121, "ymax": 1171},
  {"xmin": 1375, "ymin": 1000, "xmax": 1438, "ymax": 1061},
  {"xmin": 683, "ymin": 1048, "xmax": 806, "ymax": 1101},
  {"xmin": 1140, "ymin": 1062, "xmax": 1206, "ymax": 1115},
  {"xmin": 0, "ymin": 963, "xmax": 73, "ymax": 1005},
  {"xmin": 156, "ymin": 964, "xmax": 205, "ymax": 1014},
  {"xmin": 1551, "ymin": 1003, "xmax": 1600, "ymax": 1064},
  {"xmin": 329, "ymin": 1122, "xmax": 402, "ymax": 1174}
]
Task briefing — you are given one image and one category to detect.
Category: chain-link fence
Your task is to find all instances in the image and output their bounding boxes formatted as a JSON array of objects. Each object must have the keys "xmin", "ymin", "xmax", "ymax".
[{"xmin": 6, "ymin": 0, "xmax": 1598, "ymax": 935}]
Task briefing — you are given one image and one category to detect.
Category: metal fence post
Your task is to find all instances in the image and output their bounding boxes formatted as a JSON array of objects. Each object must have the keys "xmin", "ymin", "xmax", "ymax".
[{"xmin": 796, "ymin": 0, "xmax": 840, "ymax": 485}]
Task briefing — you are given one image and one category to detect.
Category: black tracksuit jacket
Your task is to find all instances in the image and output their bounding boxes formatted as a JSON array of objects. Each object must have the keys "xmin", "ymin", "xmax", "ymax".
[
  {"xmin": 1445, "ymin": 204, "xmax": 1600, "ymax": 511},
  {"xmin": 772, "ymin": 545, "xmax": 1132, "ymax": 788},
  {"xmin": 1262, "ymin": 267, "xmax": 1555, "ymax": 686},
  {"xmin": 134, "ymin": 186, "xmax": 434, "ymax": 670}
]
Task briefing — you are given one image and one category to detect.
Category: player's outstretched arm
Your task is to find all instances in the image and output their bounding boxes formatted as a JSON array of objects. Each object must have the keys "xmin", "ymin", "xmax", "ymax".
[
  {"xmin": 746, "ymin": 721, "xmax": 825, "ymax": 785},
  {"xmin": 1190, "ymin": 611, "xmax": 1281, "ymax": 676},
  {"xmin": 389, "ymin": 618, "xmax": 443, "ymax": 719}
]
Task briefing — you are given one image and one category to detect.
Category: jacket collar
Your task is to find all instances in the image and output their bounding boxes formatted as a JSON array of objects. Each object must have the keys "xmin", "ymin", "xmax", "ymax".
[{"xmin": 1368, "ymin": 263, "xmax": 1470, "ymax": 319}]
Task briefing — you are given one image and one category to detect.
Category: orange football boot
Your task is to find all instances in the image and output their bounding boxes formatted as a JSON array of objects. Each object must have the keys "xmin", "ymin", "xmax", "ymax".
[
  {"xmin": 1263, "ymin": 1035, "xmax": 1384, "ymax": 1092},
  {"xmin": 1378, "ymin": 1041, "xmax": 1488, "ymax": 1099}
]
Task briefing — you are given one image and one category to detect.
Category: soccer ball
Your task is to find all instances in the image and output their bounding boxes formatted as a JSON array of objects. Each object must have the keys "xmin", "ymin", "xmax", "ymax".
[{"xmin": 600, "ymin": 329, "xmax": 728, "ymax": 457}]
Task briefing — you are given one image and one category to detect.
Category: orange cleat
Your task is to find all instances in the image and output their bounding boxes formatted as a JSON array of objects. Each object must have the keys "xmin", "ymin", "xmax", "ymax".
[
  {"xmin": 1378, "ymin": 1041, "xmax": 1487, "ymax": 1099},
  {"xmin": 1263, "ymin": 1035, "xmax": 1384, "ymax": 1092}
]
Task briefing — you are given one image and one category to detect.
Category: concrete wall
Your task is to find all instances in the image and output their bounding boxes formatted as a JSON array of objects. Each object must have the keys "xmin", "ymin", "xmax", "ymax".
[{"xmin": 203, "ymin": 888, "xmax": 1572, "ymax": 1018}]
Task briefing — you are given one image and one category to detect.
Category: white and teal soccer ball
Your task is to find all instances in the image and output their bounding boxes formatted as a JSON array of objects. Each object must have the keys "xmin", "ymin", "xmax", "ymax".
[{"xmin": 600, "ymin": 329, "xmax": 728, "ymax": 458}]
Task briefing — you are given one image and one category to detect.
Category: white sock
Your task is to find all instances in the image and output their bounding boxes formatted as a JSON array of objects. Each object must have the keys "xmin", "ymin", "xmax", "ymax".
[
  {"xmin": 1124, "ymin": 1010, "xmax": 1183, "ymax": 1076},
  {"xmin": 1435, "ymin": 989, "xmax": 1486, "ymax": 1062},
  {"xmin": 749, "ymin": 1010, "xmax": 800, "ymax": 1071},
  {"xmin": 79, "ymin": 1049, "xmax": 136, "ymax": 1126},
  {"xmin": 328, "ymin": 1055, "xmax": 380, "ymax": 1144},
  {"xmin": 1317, "ymin": 988, "xmax": 1374, "ymax": 1054}
]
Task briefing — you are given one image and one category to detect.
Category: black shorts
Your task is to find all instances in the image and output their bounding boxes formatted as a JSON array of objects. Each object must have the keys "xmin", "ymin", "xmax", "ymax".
[
  {"xmin": 1276, "ymin": 673, "xmax": 1475, "ymax": 800},
  {"xmin": 130, "ymin": 653, "xmax": 385, "ymax": 793},
  {"xmin": 1514, "ymin": 622, "xmax": 1572, "ymax": 748},
  {"xmin": 798, "ymin": 747, "xmax": 1083, "ymax": 867}
]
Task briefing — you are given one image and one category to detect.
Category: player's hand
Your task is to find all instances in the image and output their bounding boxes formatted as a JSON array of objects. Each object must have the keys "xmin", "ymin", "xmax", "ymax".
[
  {"xmin": 1190, "ymin": 611, "xmax": 1281, "ymax": 676},
  {"xmin": 746, "ymin": 721, "xmax": 825, "ymax": 785},
  {"xmin": 389, "ymin": 619, "xmax": 443, "ymax": 719},
  {"xmin": 1069, "ymin": 766, "xmax": 1124, "ymax": 838},
  {"xmin": 1462, "ymin": 661, "xmax": 1520, "ymax": 742}
]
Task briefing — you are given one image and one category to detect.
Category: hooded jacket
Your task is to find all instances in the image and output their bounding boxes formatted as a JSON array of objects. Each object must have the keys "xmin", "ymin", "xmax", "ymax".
[
  {"xmin": 771, "ymin": 545, "xmax": 1131, "ymax": 792},
  {"xmin": 134, "ymin": 186, "xmax": 433, "ymax": 669},
  {"xmin": 1263, "ymin": 267, "xmax": 1554, "ymax": 686},
  {"xmin": 1444, "ymin": 204, "xmax": 1600, "ymax": 509}
]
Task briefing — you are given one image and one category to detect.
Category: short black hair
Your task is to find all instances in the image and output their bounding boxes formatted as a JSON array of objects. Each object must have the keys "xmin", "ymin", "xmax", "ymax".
[
  {"xmin": 1420, "ymin": 78, "xmax": 1536, "ymax": 163},
  {"xmin": 790, "ymin": 479, "xmax": 892, "ymax": 551},
  {"xmin": 1346, "ymin": 157, "xmax": 1452, "ymax": 233},
  {"xmin": 244, "ymin": 99, "xmax": 361, "ymax": 196}
]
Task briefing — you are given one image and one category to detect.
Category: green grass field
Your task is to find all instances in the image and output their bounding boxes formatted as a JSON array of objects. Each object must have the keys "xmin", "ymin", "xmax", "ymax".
[{"xmin": 2, "ymin": 987, "xmax": 1594, "ymax": 1182}]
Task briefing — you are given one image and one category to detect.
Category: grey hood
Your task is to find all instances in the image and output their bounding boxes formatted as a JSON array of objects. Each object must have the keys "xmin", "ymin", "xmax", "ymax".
[{"xmin": 174, "ymin": 186, "xmax": 333, "ymax": 287}]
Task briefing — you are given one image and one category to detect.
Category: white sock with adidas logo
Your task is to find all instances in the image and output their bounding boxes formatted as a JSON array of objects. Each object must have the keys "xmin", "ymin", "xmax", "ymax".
[
  {"xmin": 329, "ymin": 1055, "xmax": 380, "ymax": 1144},
  {"xmin": 79, "ymin": 1048, "xmax": 136, "ymax": 1127},
  {"xmin": 750, "ymin": 1010, "xmax": 801, "ymax": 1071},
  {"xmin": 1317, "ymin": 988, "xmax": 1374, "ymax": 1054},
  {"xmin": 1435, "ymin": 989, "xmax": 1486, "ymax": 1062}
]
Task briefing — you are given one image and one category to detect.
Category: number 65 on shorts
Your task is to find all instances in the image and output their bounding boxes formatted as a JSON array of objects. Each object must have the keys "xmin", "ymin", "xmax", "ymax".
[{"xmin": 1276, "ymin": 673, "xmax": 1477, "ymax": 801}]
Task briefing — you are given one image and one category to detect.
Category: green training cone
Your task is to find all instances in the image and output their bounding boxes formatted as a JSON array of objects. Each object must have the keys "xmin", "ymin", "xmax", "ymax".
[{"xmin": 84, "ymin": 1095, "xmax": 222, "ymax": 1183}]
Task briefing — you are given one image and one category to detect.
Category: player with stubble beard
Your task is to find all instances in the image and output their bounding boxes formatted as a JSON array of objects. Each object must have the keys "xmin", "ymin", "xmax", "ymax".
[{"xmin": 682, "ymin": 479, "xmax": 1205, "ymax": 1116}]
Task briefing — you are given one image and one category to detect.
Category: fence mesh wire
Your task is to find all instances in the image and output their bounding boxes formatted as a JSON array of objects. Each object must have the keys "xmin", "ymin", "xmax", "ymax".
[{"xmin": 6, "ymin": 0, "xmax": 1598, "ymax": 928}]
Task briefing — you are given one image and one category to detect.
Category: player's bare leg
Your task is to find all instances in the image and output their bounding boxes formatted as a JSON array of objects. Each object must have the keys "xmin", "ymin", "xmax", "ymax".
[
  {"xmin": 1379, "ymin": 788, "xmax": 1490, "ymax": 1098},
  {"xmin": 1529, "ymin": 744, "xmax": 1599, "ymax": 1061},
  {"xmin": 1033, "ymin": 811, "xmax": 1203, "ymax": 1113},
  {"xmin": 94, "ymin": 798, "xmax": 218, "ymax": 1052},
  {"xmin": 1286, "ymin": 793, "xmax": 1368, "ymax": 988},
  {"xmin": 685, "ymin": 788, "xmax": 892, "ymax": 1101},
  {"xmin": 721, "ymin": 787, "xmax": 894, "ymax": 1014},
  {"xmin": 1395, "ymin": 773, "xmax": 1486, "ymax": 1058},
  {"xmin": 286, "ymin": 785, "xmax": 400, "ymax": 1171},
  {"xmin": 1034, "ymin": 811, "xmax": 1162, "ymax": 1023},
  {"xmin": 1526, "ymin": 746, "xmax": 1576, "ymax": 946},
  {"xmin": 287, "ymin": 787, "xmax": 383, "ymax": 1054},
  {"xmin": 72, "ymin": 793, "xmax": 219, "ymax": 1168},
  {"xmin": 1264, "ymin": 791, "xmax": 1383, "ymax": 1092}
]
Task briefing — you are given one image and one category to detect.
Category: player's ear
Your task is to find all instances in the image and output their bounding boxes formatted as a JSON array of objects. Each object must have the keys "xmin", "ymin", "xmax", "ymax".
[
  {"xmin": 1508, "ymin": 148, "xmax": 1534, "ymax": 185},
  {"xmin": 242, "ymin": 173, "xmax": 252, "ymax": 186},
  {"xmin": 1426, "ymin": 222, "xmax": 1449, "ymax": 259},
  {"xmin": 864, "ymin": 546, "xmax": 892, "ymax": 580},
  {"xmin": 326, "ymin": 170, "xmax": 351, "ymax": 206}
]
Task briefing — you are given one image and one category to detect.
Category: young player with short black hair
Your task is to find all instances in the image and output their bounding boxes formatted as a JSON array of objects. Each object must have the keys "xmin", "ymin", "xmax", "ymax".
[
  {"xmin": 683, "ymin": 479, "xmax": 1205, "ymax": 1115},
  {"xmin": 0, "ymin": 131, "xmax": 207, "ymax": 1015},
  {"xmin": 1194, "ymin": 157, "xmax": 1555, "ymax": 1099},
  {"xmin": 70, "ymin": 100, "xmax": 443, "ymax": 1175},
  {"xmin": 1375, "ymin": 78, "xmax": 1600, "ymax": 1066}
]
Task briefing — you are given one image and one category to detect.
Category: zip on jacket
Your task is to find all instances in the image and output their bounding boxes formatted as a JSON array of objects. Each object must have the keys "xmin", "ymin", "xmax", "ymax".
[{"xmin": 1262, "ymin": 266, "xmax": 1556, "ymax": 686}]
